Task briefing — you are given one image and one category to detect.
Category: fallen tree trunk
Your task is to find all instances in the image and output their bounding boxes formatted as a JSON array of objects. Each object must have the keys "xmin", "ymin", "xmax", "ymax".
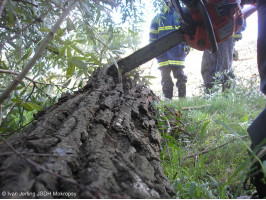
[{"xmin": 0, "ymin": 68, "xmax": 174, "ymax": 198}]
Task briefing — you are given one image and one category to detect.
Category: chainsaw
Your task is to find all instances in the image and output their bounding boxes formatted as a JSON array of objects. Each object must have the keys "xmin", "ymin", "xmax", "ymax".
[{"xmin": 107, "ymin": 0, "xmax": 257, "ymax": 76}]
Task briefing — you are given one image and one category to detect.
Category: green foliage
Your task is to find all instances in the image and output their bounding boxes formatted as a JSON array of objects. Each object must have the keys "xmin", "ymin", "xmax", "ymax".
[
  {"xmin": 157, "ymin": 81, "xmax": 265, "ymax": 198},
  {"xmin": 0, "ymin": 0, "xmax": 154, "ymax": 135}
]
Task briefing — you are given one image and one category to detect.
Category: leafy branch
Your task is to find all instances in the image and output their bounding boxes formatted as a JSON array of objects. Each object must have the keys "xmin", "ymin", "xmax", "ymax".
[
  {"xmin": 0, "ymin": 0, "xmax": 78, "ymax": 105},
  {"xmin": 0, "ymin": 7, "xmax": 52, "ymax": 51},
  {"xmin": 0, "ymin": 69, "xmax": 69, "ymax": 88},
  {"xmin": 11, "ymin": 0, "xmax": 38, "ymax": 7}
]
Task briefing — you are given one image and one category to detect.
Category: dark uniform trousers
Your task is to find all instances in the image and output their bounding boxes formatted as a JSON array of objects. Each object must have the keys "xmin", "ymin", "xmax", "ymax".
[
  {"xmin": 201, "ymin": 37, "xmax": 235, "ymax": 93},
  {"xmin": 160, "ymin": 66, "xmax": 187, "ymax": 99},
  {"xmin": 246, "ymin": 0, "xmax": 266, "ymax": 198}
]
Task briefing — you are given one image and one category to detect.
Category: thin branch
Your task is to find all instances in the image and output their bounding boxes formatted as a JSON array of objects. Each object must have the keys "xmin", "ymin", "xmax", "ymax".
[
  {"xmin": 163, "ymin": 113, "xmax": 171, "ymax": 134},
  {"xmin": 0, "ymin": 0, "xmax": 7, "ymax": 18},
  {"xmin": 164, "ymin": 105, "xmax": 185, "ymax": 126},
  {"xmin": 164, "ymin": 105, "xmax": 191, "ymax": 136},
  {"xmin": 181, "ymin": 104, "xmax": 211, "ymax": 111},
  {"xmin": 183, "ymin": 135, "xmax": 249, "ymax": 160},
  {"xmin": 91, "ymin": 0, "xmax": 114, "ymax": 13},
  {"xmin": 159, "ymin": 111, "xmax": 173, "ymax": 164},
  {"xmin": 164, "ymin": 141, "xmax": 172, "ymax": 166},
  {"xmin": 19, "ymin": 83, "xmax": 36, "ymax": 125},
  {"xmin": 0, "ymin": 119, "xmax": 34, "ymax": 136},
  {"xmin": 184, "ymin": 118, "xmax": 209, "ymax": 127},
  {"xmin": 0, "ymin": 24, "xmax": 11, "ymax": 30},
  {"xmin": 0, "ymin": 0, "xmax": 78, "ymax": 105},
  {"xmin": 0, "ymin": 104, "xmax": 2, "ymax": 127},
  {"xmin": 11, "ymin": 0, "xmax": 38, "ymax": 7},
  {"xmin": 168, "ymin": 125, "xmax": 191, "ymax": 136},
  {"xmin": 94, "ymin": 0, "xmax": 119, "ymax": 7},
  {"xmin": 0, "ymin": 69, "xmax": 68, "ymax": 88},
  {"xmin": 0, "ymin": 69, "xmax": 41, "ymax": 83},
  {"xmin": 80, "ymin": 18, "xmax": 121, "ymax": 58},
  {"xmin": 48, "ymin": 0, "xmax": 63, "ymax": 10},
  {"xmin": 0, "ymin": 103, "xmax": 17, "ymax": 129},
  {"xmin": 184, "ymin": 111, "xmax": 218, "ymax": 127},
  {"xmin": 1, "ymin": 74, "xmax": 34, "ymax": 128},
  {"xmin": 0, "ymin": 8, "xmax": 52, "ymax": 51}
]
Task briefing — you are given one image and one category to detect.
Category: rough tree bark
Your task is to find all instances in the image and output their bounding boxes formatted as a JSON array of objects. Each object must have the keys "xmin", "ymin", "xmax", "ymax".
[{"xmin": 0, "ymin": 68, "xmax": 174, "ymax": 198}]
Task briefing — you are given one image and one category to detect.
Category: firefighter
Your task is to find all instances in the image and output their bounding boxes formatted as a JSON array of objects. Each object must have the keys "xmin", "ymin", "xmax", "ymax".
[
  {"xmin": 149, "ymin": 0, "xmax": 189, "ymax": 99},
  {"xmin": 245, "ymin": 0, "xmax": 266, "ymax": 198},
  {"xmin": 201, "ymin": 2, "xmax": 245, "ymax": 94},
  {"xmin": 201, "ymin": 37, "xmax": 235, "ymax": 93}
]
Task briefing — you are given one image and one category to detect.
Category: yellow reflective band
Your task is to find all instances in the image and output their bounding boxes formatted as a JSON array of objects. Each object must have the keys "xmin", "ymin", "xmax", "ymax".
[
  {"xmin": 232, "ymin": 34, "xmax": 242, "ymax": 38},
  {"xmin": 159, "ymin": 26, "xmax": 173, "ymax": 31},
  {"xmin": 157, "ymin": 26, "xmax": 180, "ymax": 33},
  {"xmin": 150, "ymin": 29, "xmax": 158, "ymax": 34},
  {"xmin": 158, "ymin": 60, "xmax": 185, "ymax": 67}
]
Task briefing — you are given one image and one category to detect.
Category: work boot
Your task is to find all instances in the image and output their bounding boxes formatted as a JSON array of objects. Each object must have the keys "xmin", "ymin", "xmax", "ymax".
[
  {"xmin": 249, "ymin": 150, "xmax": 266, "ymax": 199},
  {"xmin": 178, "ymin": 84, "xmax": 186, "ymax": 98},
  {"xmin": 162, "ymin": 84, "xmax": 173, "ymax": 99}
]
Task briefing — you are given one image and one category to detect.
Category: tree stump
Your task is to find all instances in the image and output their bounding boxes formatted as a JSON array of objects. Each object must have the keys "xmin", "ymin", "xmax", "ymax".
[{"xmin": 0, "ymin": 68, "xmax": 174, "ymax": 198}]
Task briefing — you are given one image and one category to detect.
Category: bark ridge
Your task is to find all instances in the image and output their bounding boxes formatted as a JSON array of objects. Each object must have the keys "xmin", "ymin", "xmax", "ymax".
[{"xmin": 0, "ymin": 68, "xmax": 174, "ymax": 198}]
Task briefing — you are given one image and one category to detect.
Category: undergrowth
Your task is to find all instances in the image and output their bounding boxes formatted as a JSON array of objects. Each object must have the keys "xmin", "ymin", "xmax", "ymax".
[{"xmin": 156, "ymin": 78, "xmax": 265, "ymax": 198}]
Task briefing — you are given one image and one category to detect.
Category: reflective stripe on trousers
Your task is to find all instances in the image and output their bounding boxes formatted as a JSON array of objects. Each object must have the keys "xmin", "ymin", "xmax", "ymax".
[{"xmin": 158, "ymin": 60, "xmax": 185, "ymax": 67}]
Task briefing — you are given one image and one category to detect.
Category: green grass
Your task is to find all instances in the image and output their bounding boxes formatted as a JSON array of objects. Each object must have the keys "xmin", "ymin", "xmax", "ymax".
[{"xmin": 156, "ymin": 80, "xmax": 265, "ymax": 198}]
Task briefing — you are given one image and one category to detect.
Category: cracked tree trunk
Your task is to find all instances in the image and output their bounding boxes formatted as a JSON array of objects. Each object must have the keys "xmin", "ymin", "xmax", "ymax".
[{"xmin": 0, "ymin": 68, "xmax": 174, "ymax": 198}]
